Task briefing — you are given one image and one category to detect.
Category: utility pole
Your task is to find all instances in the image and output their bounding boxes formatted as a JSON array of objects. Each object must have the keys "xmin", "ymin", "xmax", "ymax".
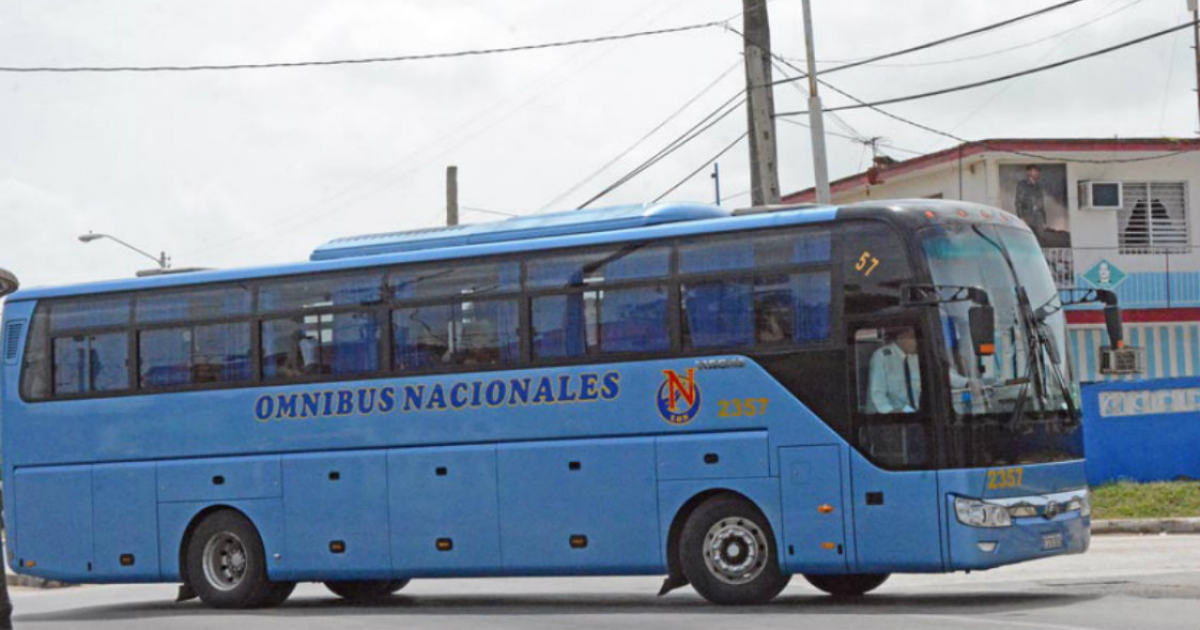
[
  {"xmin": 711, "ymin": 163, "xmax": 722, "ymax": 206},
  {"xmin": 800, "ymin": 0, "xmax": 832, "ymax": 203},
  {"xmin": 1191, "ymin": 0, "xmax": 1200, "ymax": 134},
  {"xmin": 446, "ymin": 165, "xmax": 459, "ymax": 227},
  {"xmin": 742, "ymin": 0, "xmax": 781, "ymax": 206}
]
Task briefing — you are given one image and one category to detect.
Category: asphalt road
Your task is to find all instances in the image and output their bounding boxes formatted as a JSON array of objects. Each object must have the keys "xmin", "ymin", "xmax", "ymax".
[{"xmin": 7, "ymin": 535, "xmax": 1199, "ymax": 630}]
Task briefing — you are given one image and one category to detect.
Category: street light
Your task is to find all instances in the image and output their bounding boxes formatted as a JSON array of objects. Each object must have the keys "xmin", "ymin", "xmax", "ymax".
[
  {"xmin": 0, "ymin": 268, "xmax": 17, "ymax": 298},
  {"xmin": 78, "ymin": 232, "xmax": 169, "ymax": 270}
]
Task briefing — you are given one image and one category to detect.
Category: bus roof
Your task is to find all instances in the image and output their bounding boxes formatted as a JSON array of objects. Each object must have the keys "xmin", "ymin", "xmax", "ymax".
[
  {"xmin": 310, "ymin": 202, "xmax": 730, "ymax": 261},
  {"xmin": 7, "ymin": 199, "xmax": 1023, "ymax": 302}
]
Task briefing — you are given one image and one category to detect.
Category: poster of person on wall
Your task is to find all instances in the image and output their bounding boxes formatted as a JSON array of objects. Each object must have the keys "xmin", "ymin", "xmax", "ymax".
[{"xmin": 999, "ymin": 163, "xmax": 1070, "ymax": 248}]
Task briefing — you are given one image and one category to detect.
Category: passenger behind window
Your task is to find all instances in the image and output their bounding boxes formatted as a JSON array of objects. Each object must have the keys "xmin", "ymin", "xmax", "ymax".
[{"xmin": 754, "ymin": 294, "xmax": 792, "ymax": 345}]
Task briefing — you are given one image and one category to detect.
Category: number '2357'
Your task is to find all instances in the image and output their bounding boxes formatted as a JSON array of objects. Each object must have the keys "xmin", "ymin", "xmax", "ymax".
[{"xmin": 987, "ymin": 467, "xmax": 1024, "ymax": 489}]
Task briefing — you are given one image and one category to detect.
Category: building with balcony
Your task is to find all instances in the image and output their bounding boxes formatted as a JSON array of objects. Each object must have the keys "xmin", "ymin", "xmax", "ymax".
[{"xmin": 784, "ymin": 137, "xmax": 1200, "ymax": 383}]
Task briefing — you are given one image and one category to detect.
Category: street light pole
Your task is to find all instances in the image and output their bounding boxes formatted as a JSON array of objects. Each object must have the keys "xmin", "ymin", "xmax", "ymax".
[
  {"xmin": 78, "ymin": 232, "xmax": 169, "ymax": 270},
  {"xmin": 0, "ymin": 267, "xmax": 15, "ymax": 629},
  {"xmin": 800, "ymin": 0, "xmax": 832, "ymax": 204}
]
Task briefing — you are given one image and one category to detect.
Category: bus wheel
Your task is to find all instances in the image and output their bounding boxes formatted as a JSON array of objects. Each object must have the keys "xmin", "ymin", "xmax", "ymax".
[
  {"xmin": 325, "ymin": 580, "xmax": 410, "ymax": 601},
  {"xmin": 803, "ymin": 573, "xmax": 889, "ymax": 597},
  {"xmin": 185, "ymin": 510, "xmax": 294, "ymax": 609},
  {"xmin": 679, "ymin": 495, "xmax": 790, "ymax": 605}
]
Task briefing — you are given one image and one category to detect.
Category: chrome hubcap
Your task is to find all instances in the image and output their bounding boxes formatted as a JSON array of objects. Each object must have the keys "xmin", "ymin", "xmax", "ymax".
[
  {"xmin": 203, "ymin": 531, "xmax": 249, "ymax": 591},
  {"xmin": 703, "ymin": 517, "xmax": 768, "ymax": 584}
]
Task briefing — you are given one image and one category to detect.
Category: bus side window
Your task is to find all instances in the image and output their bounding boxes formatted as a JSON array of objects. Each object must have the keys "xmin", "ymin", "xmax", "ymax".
[{"xmin": 851, "ymin": 325, "xmax": 930, "ymax": 468}]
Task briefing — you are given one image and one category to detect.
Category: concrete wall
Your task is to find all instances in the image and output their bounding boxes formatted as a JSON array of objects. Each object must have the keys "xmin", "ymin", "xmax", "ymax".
[{"xmin": 1082, "ymin": 377, "xmax": 1200, "ymax": 484}]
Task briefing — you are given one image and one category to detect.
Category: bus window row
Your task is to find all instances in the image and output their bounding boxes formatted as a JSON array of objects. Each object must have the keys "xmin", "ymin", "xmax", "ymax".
[
  {"xmin": 27, "ymin": 227, "xmax": 834, "ymax": 398},
  {"xmin": 37, "ymin": 274, "xmax": 831, "ymax": 398}
]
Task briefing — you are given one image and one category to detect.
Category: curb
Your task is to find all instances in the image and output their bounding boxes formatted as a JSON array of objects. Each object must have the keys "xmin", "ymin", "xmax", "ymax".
[{"xmin": 1092, "ymin": 517, "xmax": 1200, "ymax": 534}]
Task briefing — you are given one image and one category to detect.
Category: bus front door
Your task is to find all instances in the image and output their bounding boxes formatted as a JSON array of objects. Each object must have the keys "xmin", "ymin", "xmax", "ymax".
[{"xmin": 779, "ymin": 445, "xmax": 849, "ymax": 574}]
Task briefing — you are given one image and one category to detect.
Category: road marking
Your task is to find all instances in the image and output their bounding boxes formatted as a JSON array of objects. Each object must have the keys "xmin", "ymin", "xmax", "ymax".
[{"xmin": 905, "ymin": 614, "xmax": 1100, "ymax": 630}]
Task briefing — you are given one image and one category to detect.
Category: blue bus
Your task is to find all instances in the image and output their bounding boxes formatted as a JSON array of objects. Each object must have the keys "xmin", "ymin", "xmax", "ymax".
[{"xmin": 1, "ymin": 200, "xmax": 1116, "ymax": 608}]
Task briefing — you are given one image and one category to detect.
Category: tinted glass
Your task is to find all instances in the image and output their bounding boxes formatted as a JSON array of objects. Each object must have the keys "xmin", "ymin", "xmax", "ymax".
[
  {"xmin": 136, "ymin": 286, "xmax": 251, "ymax": 323},
  {"xmin": 526, "ymin": 244, "xmax": 668, "ymax": 289},
  {"xmin": 392, "ymin": 304, "xmax": 452, "ymax": 369},
  {"xmin": 53, "ymin": 332, "xmax": 128, "ymax": 394},
  {"xmin": 49, "ymin": 298, "xmax": 129, "ymax": 331},
  {"xmin": 259, "ymin": 273, "xmax": 382, "ymax": 312},
  {"xmin": 852, "ymin": 325, "xmax": 930, "ymax": 469},
  {"xmin": 392, "ymin": 300, "xmax": 519, "ymax": 369},
  {"xmin": 20, "ymin": 307, "xmax": 50, "ymax": 400},
  {"xmin": 683, "ymin": 272, "xmax": 831, "ymax": 349},
  {"xmin": 390, "ymin": 262, "xmax": 519, "ymax": 301},
  {"xmin": 139, "ymin": 323, "xmax": 251, "ymax": 388},
  {"xmin": 679, "ymin": 229, "xmax": 831, "ymax": 274},
  {"xmin": 262, "ymin": 312, "xmax": 381, "ymax": 379},
  {"xmin": 682, "ymin": 279, "xmax": 754, "ymax": 349},
  {"xmin": 600, "ymin": 286, "xmax": 669, "ymax": 353},
  {"xmin": 532, "ymin": 287, "xmax": 668, "ymax": 357}
]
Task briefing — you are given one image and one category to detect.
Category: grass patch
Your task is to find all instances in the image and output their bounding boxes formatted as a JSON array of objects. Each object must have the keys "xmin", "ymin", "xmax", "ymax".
[{"xmin": 1090, "ymin": 481, "xmax": 1200, "ymax": 520}]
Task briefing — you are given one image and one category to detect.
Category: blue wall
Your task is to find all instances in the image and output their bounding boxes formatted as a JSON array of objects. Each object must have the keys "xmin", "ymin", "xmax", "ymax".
[{"xmin": 1082, "ymin": 376, "xmax": 1200, "ymax": 484}]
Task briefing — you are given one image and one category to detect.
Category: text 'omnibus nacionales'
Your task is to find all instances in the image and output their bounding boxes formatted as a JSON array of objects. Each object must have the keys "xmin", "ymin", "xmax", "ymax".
[{"xmin": 1, "ymin": 200, "xmax": 1123, "ymax": 607}]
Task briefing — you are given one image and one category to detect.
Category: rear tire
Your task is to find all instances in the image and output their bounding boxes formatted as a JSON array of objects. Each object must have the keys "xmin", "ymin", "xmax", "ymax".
[
  {"xmin": 679, "ymin": 495, "xmax": 790, "ymax": 605},
  {"xmin": 803, "ymin": 573, "xmax": 889, "ymax": 597},
  {"xmin": 184, "ymin": 510, "xmax": 294, "ymax": 608},
  {"xmin": 325, "ymin": 579, "xmax": 410, "ymax": 601}
]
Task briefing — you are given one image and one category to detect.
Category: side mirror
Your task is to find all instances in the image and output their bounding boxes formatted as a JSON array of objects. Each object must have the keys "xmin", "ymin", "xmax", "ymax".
[
  {"xmin": 969, "ymin": 305, "xmax": 996, "ymax": 357},
  {"xmin": 1104, "ymin": 304, "xmax": 1124, "ymax": 349},
  {"xmin": 1094, "ymin": 289, "xmax": 1124, "ymax": 349}
]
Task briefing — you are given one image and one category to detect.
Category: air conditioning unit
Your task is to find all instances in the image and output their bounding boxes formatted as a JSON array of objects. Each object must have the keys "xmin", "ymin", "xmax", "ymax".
[
  {"xmin": 1079, "ymin": 181, "xmax": 1123, "ymax": 210},
  {"xmin": 1100, "ymin": 346, "xmax": 1143, "ymax": 375}
]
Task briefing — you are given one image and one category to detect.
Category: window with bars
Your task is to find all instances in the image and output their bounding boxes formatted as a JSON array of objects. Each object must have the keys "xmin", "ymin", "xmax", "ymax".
[{"xmin": 1118, "ymin": 182, "xmax": 1189, "ymax": 254}]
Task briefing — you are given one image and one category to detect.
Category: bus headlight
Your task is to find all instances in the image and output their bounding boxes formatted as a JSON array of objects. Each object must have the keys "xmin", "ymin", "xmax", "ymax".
[
  {"xmin": 954, "ymin": 496, "xmax": 1013, "ymax": 528},
  {"xmin": 1066, "ymin": 493, "xmax": 1091, "ymax": 517}
]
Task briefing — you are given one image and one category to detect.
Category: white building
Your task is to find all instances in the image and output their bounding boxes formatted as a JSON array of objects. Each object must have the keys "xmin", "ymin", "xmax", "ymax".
[{"xmin": 784, "ymin": 138, "xmax": 1200, "ymax": 383}]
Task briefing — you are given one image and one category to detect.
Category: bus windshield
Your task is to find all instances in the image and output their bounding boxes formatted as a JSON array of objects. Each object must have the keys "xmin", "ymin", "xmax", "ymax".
[{"xmin": 920, "ymin": 222, "xmax": 1082, "ymax": 468}]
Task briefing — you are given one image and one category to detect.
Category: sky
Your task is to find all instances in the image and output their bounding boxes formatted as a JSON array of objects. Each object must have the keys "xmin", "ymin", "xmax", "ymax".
[{"xmin": 0, "ymin": 0, "xmax": 1196, "ymax": 292}]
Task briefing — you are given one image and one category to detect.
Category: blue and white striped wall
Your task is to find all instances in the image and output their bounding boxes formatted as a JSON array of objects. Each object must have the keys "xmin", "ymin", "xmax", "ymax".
[{"xmin": 1070, "ymin": 323, "xmax": 1200, "ymax": 383}]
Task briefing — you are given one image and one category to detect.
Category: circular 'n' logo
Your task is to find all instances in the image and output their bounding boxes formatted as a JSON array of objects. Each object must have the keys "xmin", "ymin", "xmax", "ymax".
[{"xmin": 657, "ymin": 369, "xmax": 701, "ymax": 425}]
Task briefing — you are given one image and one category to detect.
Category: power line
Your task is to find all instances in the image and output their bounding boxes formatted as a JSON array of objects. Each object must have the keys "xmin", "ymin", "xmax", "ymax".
[
  {"xmin": 771, "ymin": 0, "xmax": 1091, "ymax": 86},
  {"xmin": 783, "ymin": 0, "xmax": 1147, "ymax": 70},
  {"xmin": 810, "ymin": 75, "xmax": 1194, "ymax": 165},
  {"xmin": 599, "ymin": 1, "xmax": 1087, "ymax": 209},
  {"xmin": 577, "ymin": 91, "xmax": 747, "ymax": 209},
  {"xmin": 178, "ymin": 4, "xmax": 706, "ymax": 257},
  {"xmin": 776, "ymin": 117, "xmax": 924, "ymax": 156},
  {"xmin": 776, "ymin": 21, "xmax": 1200, "ymax": 118},
  {"xmin": 653, "ymin": 132, "xmax": 749, "ymax": 203},
  {"xmin": 0, "ymin": 21, "xmax": 725, "ymax": 73},
  {"xmin": 461, "ymin": 205, "xmax": 519, "ymax": 218},
  {"xmin": 536, "ymin": 60, "xmax": 742, "ymax": 213}
]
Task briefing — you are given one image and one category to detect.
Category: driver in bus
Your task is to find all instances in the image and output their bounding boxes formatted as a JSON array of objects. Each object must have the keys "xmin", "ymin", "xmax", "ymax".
[
  {"xmin": 868, "ymin": 327, "xmax": 970, "ymax": 414},
  {"xmin": 868, "ymin": 327, "xmax": 923, "ymax": 414}
]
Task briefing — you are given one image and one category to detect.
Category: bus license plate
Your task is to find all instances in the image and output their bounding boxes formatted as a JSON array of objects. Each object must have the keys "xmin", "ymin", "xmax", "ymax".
[{"xmin": 1042, "ymin": 533, "xmax": 1064, "ymax": 550}]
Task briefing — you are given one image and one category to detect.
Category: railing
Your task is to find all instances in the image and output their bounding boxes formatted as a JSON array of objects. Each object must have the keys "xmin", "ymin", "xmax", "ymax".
[
  {"xmin": 1043, "ymin": 248, "xmax": 1075, "ymax": 289},
  {"xmin": 1044, "ymin": 246, "xmax": 1200, "ymax": 308}
]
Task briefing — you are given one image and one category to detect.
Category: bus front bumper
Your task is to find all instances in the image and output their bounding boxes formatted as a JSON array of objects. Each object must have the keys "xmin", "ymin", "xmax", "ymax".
[{"xmin": 945, "ymin": 488, "xmax": 1090, "ymax": 571}]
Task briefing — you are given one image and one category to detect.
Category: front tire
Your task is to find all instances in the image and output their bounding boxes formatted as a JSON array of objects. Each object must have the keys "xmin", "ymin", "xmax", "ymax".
[
  {"xmin": 803, "ymin": 573, "xmax": 889, "ymax": 597},
  {"xmin": 679, "ymin": 495, "xmax": 790, "ymax": 605},
  {"xmin": 185, "ymin": 510, "xmax": 295, "ymax": 608},
  {"xmin": 325, "ymin": 579, "xmax": 410, "ymax": 601}
]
